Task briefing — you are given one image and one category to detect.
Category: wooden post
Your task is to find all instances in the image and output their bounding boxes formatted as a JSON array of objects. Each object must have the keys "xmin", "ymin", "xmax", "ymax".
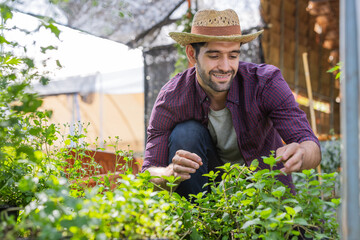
[{"xmin": 302, "ymin": 52, "xmax": 322, "ymax": 177}]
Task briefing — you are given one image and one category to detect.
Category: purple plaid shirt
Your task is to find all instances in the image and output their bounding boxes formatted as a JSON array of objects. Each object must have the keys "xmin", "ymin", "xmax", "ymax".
[{"xmin": 142, "ymin": 61, "xmax": 319, "ymax": 190}]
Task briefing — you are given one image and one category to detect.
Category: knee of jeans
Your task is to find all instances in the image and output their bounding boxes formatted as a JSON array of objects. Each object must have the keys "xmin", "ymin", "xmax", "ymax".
[{"xmin": 169, "ymin": 120, "xmax": 210, "ymax": 147}]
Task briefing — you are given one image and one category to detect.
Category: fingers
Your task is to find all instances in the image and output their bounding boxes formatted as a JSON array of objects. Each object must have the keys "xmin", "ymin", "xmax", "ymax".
[
  {"xmin": 280, "ymin": 149, "xmax": 304, "ymax": 174},
  {"xmin": 170, "ymin": 166, "xmax": 192, "ymax": 181},
  {"xmin": 277, "ymin": 143, "xmax": 305, "ymax": 174},
  {"xmin": 175, "ymin": 150, "xmax": 203, "ymax": 166},
  {"xmin": 276, "ymin": 142, "xmax": 298, "ymax": 161},
  {"xmin": 171, "ymin": 150, "xmax": 203, "ymax": 181}
]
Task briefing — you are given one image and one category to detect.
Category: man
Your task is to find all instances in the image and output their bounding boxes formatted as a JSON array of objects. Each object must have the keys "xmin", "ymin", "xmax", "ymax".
[{"xmin": 141, "ymin": 9, "xmax": 321, "ymax": 197}]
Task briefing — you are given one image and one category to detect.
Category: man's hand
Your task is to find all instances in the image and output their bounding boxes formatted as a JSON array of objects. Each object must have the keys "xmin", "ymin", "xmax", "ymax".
[
  {"xmin": 276, "ymin": 141, "xmax": 321, "ymax": 174},
  {"xmin": 170, "ymin": 150, "xmax": 203, "ymax": 181},
  {"xmin": 146, "ymin": 150, "xmax": 203, "ymax": 191},
  {"xmin": 276, "ymin": 142, "xmax": 304, "ymax": 174}
]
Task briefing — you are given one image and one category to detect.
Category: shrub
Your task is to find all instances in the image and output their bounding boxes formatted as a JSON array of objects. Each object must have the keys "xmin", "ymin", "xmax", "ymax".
[
  {"xmin": 1, "ymin": 152, "xmax": 340, "ymax": 239},
  {"xmin": 0, "ymin": 173, "xmax": 181, "ymax": 240},
  {"xmin": 0, "ymin": 3, "xmax": 60, "ymax": 208},
  {"xmin": 171, "ymin": 154, "xmax": 340, "ymax": 239}
]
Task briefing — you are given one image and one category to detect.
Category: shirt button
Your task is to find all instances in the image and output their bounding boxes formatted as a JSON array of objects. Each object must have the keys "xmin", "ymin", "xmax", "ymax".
[
  {"xmin": 204, "ymin": 115, "xmax": 207, "ymax": 119},
  {"xmin": 205, "ymin": 97, "xmax": 209, "ymax": 101}
]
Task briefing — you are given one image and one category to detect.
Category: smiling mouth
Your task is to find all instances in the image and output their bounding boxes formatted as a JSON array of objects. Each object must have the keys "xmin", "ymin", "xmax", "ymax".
[
  {"xmin": 212, "ymin": 72, "xmax": 232, "ymax": 80},
  {"xmin": 213, "ymin": 74, "xmax": 230, "ymax": 78}
]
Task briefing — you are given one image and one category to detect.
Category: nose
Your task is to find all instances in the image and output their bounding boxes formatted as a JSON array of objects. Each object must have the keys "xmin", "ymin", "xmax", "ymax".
[{"xmin": 218, "ymin": 57, "xmax": 232, "ymax": 72}]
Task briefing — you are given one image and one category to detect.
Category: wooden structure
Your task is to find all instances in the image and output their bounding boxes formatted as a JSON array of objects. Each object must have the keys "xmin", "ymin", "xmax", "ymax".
[{"xmin": 260, "ymin": 0, "xmax": 340, "ymax": 138}]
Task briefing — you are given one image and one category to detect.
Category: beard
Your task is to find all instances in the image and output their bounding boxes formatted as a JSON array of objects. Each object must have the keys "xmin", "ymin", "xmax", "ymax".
[{"xmin": 197, "ymin": 62, "xmax": 236, "ymax": 92}]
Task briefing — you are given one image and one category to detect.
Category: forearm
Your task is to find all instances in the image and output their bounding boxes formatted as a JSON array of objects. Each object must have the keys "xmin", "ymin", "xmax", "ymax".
[{"xmin": 299, "ymin": 140, "xmax": 321, "ymax": 170}]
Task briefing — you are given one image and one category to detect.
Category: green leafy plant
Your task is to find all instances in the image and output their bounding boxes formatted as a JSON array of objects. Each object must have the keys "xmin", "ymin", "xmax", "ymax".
[
  {"xmin": 327, "ymin": 62, "xmax": 342, "ymax": 81},
  {"xmin": 53, "ymin": 124, "xmax": 141, "ymax": 198},
  {"xmin": 1, "ymin": 152, "xmax": 340, "ymax": 239},
  {"xmin": 320, "ymin": 131, "xmax": 341, "ymax": 198},
  {"xmin": 170, "ymin": 154, "xmax": 340, "ymax": 239},
  {"xmin": 171, "ymin": 8, "xmax": 195, "ymax": 78},
  {"xmin": 0, "ymin": 173, "xmax": 181, "ymax": 240},
  {"xmin": 0, "ymin": 3, "xmax": 61, "ymax": 209}
]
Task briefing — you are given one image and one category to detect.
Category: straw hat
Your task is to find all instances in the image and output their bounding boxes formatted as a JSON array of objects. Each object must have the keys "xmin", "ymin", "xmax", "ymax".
[{"xmin": 169, "ymin": 9, "xmax": 263, "ymax": 46}]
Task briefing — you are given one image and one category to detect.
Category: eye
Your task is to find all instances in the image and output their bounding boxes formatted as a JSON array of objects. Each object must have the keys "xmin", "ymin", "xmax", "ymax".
[
  {"xmin": 229, "ymin": 54, "xmax": 239, "ymax": 59},
  {"xmin": 208, "ymin": 55, "xmax": 219, "ymax": 59}
]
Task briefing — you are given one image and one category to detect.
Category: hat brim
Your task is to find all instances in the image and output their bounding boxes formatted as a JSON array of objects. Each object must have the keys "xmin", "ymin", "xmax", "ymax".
[{"xmin": 169, "ymin": 30, "xmax": 264, "ymax": 46}]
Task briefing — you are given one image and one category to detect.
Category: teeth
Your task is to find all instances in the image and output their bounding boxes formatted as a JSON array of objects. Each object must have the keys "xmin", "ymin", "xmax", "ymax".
[{"xmin": 214, "ymin": 74, "xmax": 228, "ymax": 78}]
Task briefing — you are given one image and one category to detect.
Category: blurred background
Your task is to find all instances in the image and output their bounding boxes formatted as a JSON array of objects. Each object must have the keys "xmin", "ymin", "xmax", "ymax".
[{"xmin": 3, "ymin": 0, "xmax": 340, "ymax": 159}]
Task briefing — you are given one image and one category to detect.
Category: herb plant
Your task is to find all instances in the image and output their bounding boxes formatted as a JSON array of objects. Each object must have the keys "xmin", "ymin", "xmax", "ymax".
[
  {"xmin": 172, "ymin": 154, "xmax": 340, "ymax": 239},
  {"xmin": 1, "ymin": 152, "xmax": 340, "ymax": 239}
]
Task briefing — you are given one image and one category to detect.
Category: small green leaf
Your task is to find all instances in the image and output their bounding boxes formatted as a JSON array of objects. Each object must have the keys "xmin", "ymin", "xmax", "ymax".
[
  {"xmin": 282, "ymin": 199, "xmax": 298, "ymax": 205},
  {"xmin": 275, "ymin": 212, "xmax": 286, "ymax": 221},
  {"xmin": 244, "ymin": 188, "xmax": 256, "ymax": 197},
  {"xmin": 166, "ymin": 182, "xmax": 177, "ymax": 188},
  {"xmin": 40, "ymin": 45, "xmax": 57, "ymax": 53},
  {"xmin": 40, "ymin": 76, "xmax": 50, "ymax": 85},
  {"xmin": 241, "ymin": 199, "xmax": 252, "ymax": 206},
  {"xmin": 43, "ymin": 21, "xmax": 61, "ymax": 38},
  {"xmin": 271, "ymin": 186, "xmax": 285, "ymax": 198},
  {"xmin": 241, "ymin": 218, "xmax": 262, "ymax": 229},
  {"xmin": 331, "ymin": 198, "xmax": 341, "ymax": 205},
  {"xmin": 294, "ymin": 206, "xmax": 302, "ymax": 214},
  {"xmin": 262, "ymin": 196, "xmax": 278, "ymax": 203},
  {"xmin": 263, "ymin": 155, "xmax": 277, "ymax": 167},
  {"xmin": 260, "ymin": 208, "xmax": 272, "ymax": 219},
  {"xmin": 222, "ymin": 212, "xmax": 230, "ymax": 221},
  {"xmin": 5, "ymin": 57, "xmax": 21, "ymax": 65},
  {"xmin": 56, "ymin": 59, "xmax": 62, "ymax": 68},
  {"xmin": 0, "ymin": 35, "xmax": 10, "ymax": 44},
  {"xmin": 336, "ymin": 72, "xmax": 341, "ymax": 79},
  {"xmin": 327, "ymin": 65, "xmax": 339, "ymax": 73},
  {"xmin": 294, "ymin": 218, "xmax": 308, "ymax": 226},
  {"xmin": 284, "ymin": 206, "xmax": 295, "ymax": 216},
  {"xmin": 309, "ymin": 180, "xmax": 319, "ymax": 186},
  {"xmin": 302, "ymin": 169, "xmax": 314, "ymax": 176},
  {"xmin": 250, "ymin": 159, "xmax": 259, "ymax": 171},
  {"xmin": 269, "ymin": 222, "xmax": 278, "ymax": 228},
  {"xmin": 104, "ymin": 175, "xmax": 110, "ymax": 186},
  {"xmin": 64, "ymin": 139, "xmax": 71, "ymax": 146}
]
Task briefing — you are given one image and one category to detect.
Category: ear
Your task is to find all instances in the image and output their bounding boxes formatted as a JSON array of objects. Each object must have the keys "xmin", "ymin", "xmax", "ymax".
[{"xmin": 185, "ymin": 45, "xmax": 197, "ymax": 66}]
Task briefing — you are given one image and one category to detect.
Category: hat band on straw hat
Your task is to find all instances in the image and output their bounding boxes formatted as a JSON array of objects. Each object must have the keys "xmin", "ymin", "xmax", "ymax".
[{"xmin": 191, "ymin": 25, "xmax": 242, "ymax": 36}]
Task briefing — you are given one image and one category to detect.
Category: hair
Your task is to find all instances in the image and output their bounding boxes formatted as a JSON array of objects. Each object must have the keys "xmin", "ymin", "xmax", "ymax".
[{"xmin": 190, "ymin": 42, "xmax": 207, "ymax": 59}]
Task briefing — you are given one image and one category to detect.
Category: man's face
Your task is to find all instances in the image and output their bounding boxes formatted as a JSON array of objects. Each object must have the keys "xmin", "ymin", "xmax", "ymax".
[{"xmin": 194, "ymin": 42, "xmax": 241, "ymax": 94}]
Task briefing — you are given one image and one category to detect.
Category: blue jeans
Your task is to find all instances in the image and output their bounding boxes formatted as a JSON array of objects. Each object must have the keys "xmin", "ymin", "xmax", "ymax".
[{"xmin": 168, "ymin": 120, "xmax": 222, "ymax": 198}]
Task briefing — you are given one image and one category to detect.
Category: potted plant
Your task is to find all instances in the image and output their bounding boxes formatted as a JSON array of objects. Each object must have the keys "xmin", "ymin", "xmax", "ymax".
[{"xmin": 63, "ymin": 148, "xmax": 140, "ymax": 188}]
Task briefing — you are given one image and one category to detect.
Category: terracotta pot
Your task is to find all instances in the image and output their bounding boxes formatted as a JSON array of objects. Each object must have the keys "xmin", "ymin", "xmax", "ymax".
[{"xmin": 64, "ymin": 149, "xmax": 140, "ymax": 189}]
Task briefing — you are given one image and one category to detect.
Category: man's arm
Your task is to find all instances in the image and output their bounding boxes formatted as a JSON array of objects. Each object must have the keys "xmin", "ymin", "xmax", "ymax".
[
  {"xmin": 276, "ymin": 140, "xmax": 321, "ymax": 174},
  {"xmin": 146, "ymin": 150, "xmax": 203, "ymax": 191},
  {"xmin": 259, "ymin": 66, "xmax": 321, "ymax": 174}
]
